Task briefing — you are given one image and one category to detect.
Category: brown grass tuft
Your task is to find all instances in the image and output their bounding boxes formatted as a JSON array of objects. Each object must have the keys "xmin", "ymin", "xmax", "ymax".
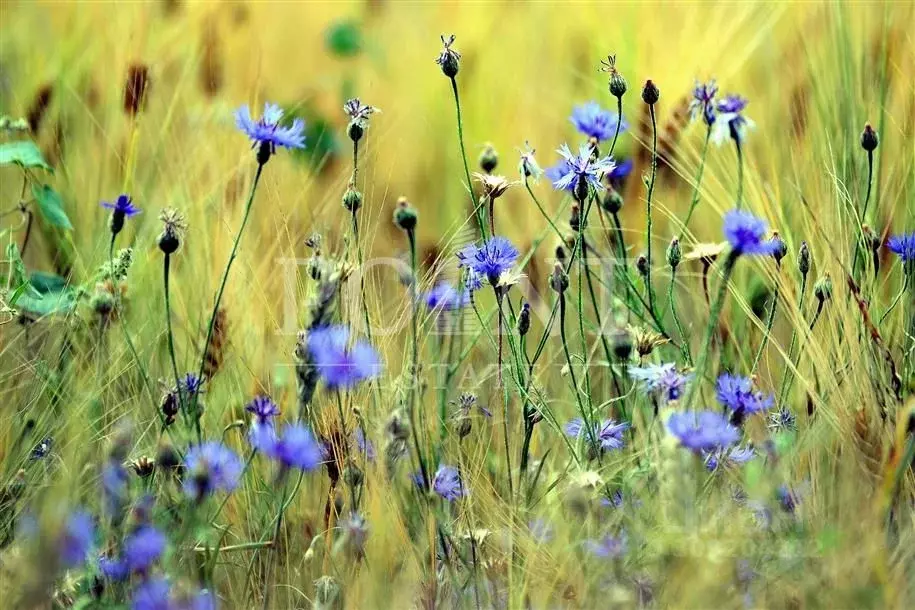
[
  {"xmin": 123, "ymin": 64, "xmax": 150, "ymax": 116},
  {"xmin": 202, "ymin": 308, "xmax": 228, "ymax": 380}
]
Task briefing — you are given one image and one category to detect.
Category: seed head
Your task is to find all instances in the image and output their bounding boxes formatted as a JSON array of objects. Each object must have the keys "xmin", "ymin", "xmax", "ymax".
[
  {"xmin": 860, "ymin": 123, "xmax": 878, "ymax": 152},
  {"xmin": 600, "ymin": 55, "xmax": 627, "ymax": 99},
  {"xmin": 666, "ymin": 237, "xmax": 682, "ymax": 270},
  {"xmin": 641, "ymin": 79, "xmax": 660, "ymax": 105},
  {"xmin": 798, "ymin": 241, "xmax": 811, "ymax": 275},
  {"xmin": 342, "ymin": 185, "xmax": 363, "ymax": 214},
  {"xmin": 769, "ymin": 231, "xmax": 788, "ymax": 265},
  {"xmin": 435, "ymin": 34, "xmax": 461, "ymax": 78},
  {"xmin": 157, "ymin": 208, "xmax": 187, "ymax": 255},
  {"xmin": 474, "ymin": 172, "xmax": 515, "ymax": 200}
]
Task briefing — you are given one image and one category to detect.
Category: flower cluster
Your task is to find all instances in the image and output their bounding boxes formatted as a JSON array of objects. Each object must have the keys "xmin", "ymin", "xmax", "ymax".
[{"xmin": 667, "ymin": 411, "xmax": 740, "ymax": 454}]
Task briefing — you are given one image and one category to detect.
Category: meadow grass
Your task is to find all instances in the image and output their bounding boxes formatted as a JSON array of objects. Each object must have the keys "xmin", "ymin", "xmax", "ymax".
[{"xmin": 1, "ymin": 2, "xmax": 914, "ymax": 608}]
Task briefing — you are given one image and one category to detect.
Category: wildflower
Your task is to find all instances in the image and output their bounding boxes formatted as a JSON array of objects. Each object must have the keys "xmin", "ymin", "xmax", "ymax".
[
  {"xmin": 776, "ymin": 484, "xmax": 800, "ymax": 514},
  {"xmin": 157, "ymin": 208, "xmax": 187, "ymax": 255},
  {"xmin": 432, "ymin": 465, "xmax": 466, "ymax": 501},
  {"xmin": 607, "ymin": 157, "xmax": 633, "ymax": 183},
  {"xmin": 600, "ymin": 54, "xmax": 627, "ymax": 99},
  {"xmin": 688, "ymin": 80, "xmax": 718, "ymax": 126},
  {"xmin": 723, "ymin": 210, "xmax": 779, "ymax": 257},
  {"xmin": 517, "ymin": 302, "xmax": 531, "ymax": 336},
  {"xmin": 705, "ymin": 445, "xmax": 755, "ymax": 471},
  {"xmin": 629, "ymin": 362, "xmax": 690, "ymax": 401},
  {"xmin": 245, "ymin": 395, "xmax": 280, "ymax": 424},
  {"xmin": 641, "ymin": 79, "xmax": 660, "ymax": 105},
  {"xmin": 101, "ymin": 459, "xmax": 129, "ymax": 516},
  {"xmin": 565, "ymin": 418, "xmax": 630, "ymax": 451},
  {"xmin": 30, "ymin": 436, "xmax": 52, "ymax": 460},
  {"xmin": 235, "ymin": 102, "xmax": 306, "ymax": 163},
  {"xmin": 182, "ymin": 441, "xmax": 243, "ymax": 499},
  {"xmin": 584, "ymin": 532, "xmax": 627, "ymax": 559},
  {"xmin": 769, "ymin": 232, "xmax": 788, "ymax": 265},
  {"xmin": 887, "ymin": 232, "xmax": 915, "ymax": 270},
  {"xmin": 712, "ymin": 95, "xmax": 754, "ymax": 145},
  {"xmin": 456, "ymin": 236, "xmax": 519, "ymax": 287},
  {"xmin": 550, "ymin": 143, "xmax": 615, "ymax": 201},
  {"xmin": 667, "ymin": 237, "xmax": 682, "ymax": 269},
  {"xmin": 518, "ymin": 142, "xmax": 543, "ymax": 182},
  {"xmin": 60, "ymin": 510, "xmax": 95, "ymax": 568},
  {"xmin": 860, "ymin": 123, "xmax": 879, "ymax": 152},
  {"xmin": 767, "ymin": 406, "xmax": 796, "ymax": 432},
  {"xmin": 306, "ymin": 325, "xmax": 382, "ymax": 389},
  {"xmin": 98, "ymin": 555, "xmax": 128, "ymax": 581},
  {"xmin": 716, "ymin": 373, "xmax": 774, "ymax": 424},
  {"xmin": 473, "ymin": 172, "xmax": 515, "ymax": 200},
  {"xmin": 423, "ymin": 282, "xmax": 469, "ymax": 311},
  {"xmin": 570, "ymin": 101, "xmax": 628, "ymax": 142},
  {"xmin": 266, "ymin": 423, "xmax": 324, "ymax": 471},
  {"xmin": 131, "ymin": 577, "xmax": 171, "ymax": 610},
  {"xmin": 343, "ymin": 97, "xmax": 379, "ymax": 142},
  {"xmin": 667, "ymin": 411, "xmax": 740, "ymax": 454},
  {"xmin": 435, "ymin": 34, "xmax": 461, "ymax": 78},
  {"xmin": 124, "ymin": 525, "xmax": 166, "ymax": 573},
  {"xmin": 354, "ymin": 427, "xmax": 375, "ymax": 461},
  {"xmin": 340, "ymin": 512, "xmax": 369, "ymax": 557},
  {"xmin": 392, "ymin": 196, "xmax": 418, "ymax": 232},
  {"xmin": 178, "ymin": 372, "xmax": 205, "ymax": 397},
  {"xmin": 479, "ymin": 142, "xmax": 498, "ymax": 173},
  {"xmin": 102, "ymin": 194, "xmax": 141, "ymax": 236},
  {"xmin": 600, "ymin": 489, "xmax": 625, "ymax": 509}
]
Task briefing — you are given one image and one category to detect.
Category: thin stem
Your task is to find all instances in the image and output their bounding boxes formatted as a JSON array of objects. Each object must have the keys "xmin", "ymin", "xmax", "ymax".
[
  {"xmin": 735, "ymin": 140, "xmax": 744, "ymax": 209},
  {"xmin": 645, "ymin": 104, "xmax": 658, "ymax": 317},
  {"xmin": 406, "ymin": 227, "xmax": 429, "ymax": 487},
  {"xmin": 525, "ymin": 180, "xmax": 564, "ymax": 241},
  {"xmin": 684, "ymin": 252, "xmax": 738, "ymax": 411},
  {"xmin": 450, "ymin": 77, "xmax": 485, "ymax": 239},
  {"xmin": 851, "ymin": 149, "xmax": 875, "ymax": 277},
  {"xmin": 776, "ymin": 273, "xmax": 808, "ymax": 408},
  {"xmin": 559, "ymin": 292, "xmax": 598, "ymax": 452},
  {"xmin": 751, "ymin": 274, "xmax": 781, "ymax": 374},
  {"xmin": 163, "ymin": 254, "xmax": 183, "ymax": 413},
  {"xmin": 608, "ymin": 97, "xmax": 623, "ymax": 158},
  {"xmin": 681, "ymin": 128, "xmax": 711, "ymax": 237},
  {"xmin": 667, "ymin": 268, "xmax": 692, "ymax": 365},
  {"xmin": 260, "ymin": 476, "xmax": 292, "ymax": 610},
  {"xmin": 192, "ymin": 162, "xmax": 264, "ymax": 440}
]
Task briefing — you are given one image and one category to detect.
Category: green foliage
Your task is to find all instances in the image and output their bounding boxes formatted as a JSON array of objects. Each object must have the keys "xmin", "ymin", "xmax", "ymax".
[
  {"xmin": 0, "ymin": 140, "xmax": 53, "ymax": 172},
  {"xmin": 31, "ymin": 183, "xmax": 73, "ymax": 229},
  {"xmin": 325, "ymin": 20, "xmax": 362, "ymax": 57}
]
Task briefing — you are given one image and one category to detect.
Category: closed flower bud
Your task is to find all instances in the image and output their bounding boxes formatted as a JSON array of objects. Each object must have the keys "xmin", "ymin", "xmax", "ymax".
[
  {"xmin": 435, "ymin": 34, "xmax": 461, "ymax": 78},
  {"xmin": 479, "ymin": 143, "xmax": 498, "ymax": 174},
  {"xmin": 814, "ymin": 275, "xmax": 832, "ymax": 302},
  {"xmin": 517, "ymin": 302, "xmax": 531, "ymax": 336},
  {"xmin": 555, "ymin": 244, "xmax": 567, "ymax": 262},
  {"xmin": 770, "ymin": 231, "xmax": 788, "ymax": 265},
  {"xmin": 601, "ymin": 55, "xmax": 627, "ymax": 99},
  {"xmin": 550, "ymin": 262, "xmax": 569, "ymax": 293},
  {"xmin": 569, "ymin": 202, "xmax": 582, "ymax": 232},
  {"xmin": 862, "ymin": 224, "xmax": 880, "ymax": 252},
  {"xmin": 342, "ymin": 186, "xmax": 363, "ymax": 213},
  {"xmin": 601, "ymin": 188, "xmax": 624, "ymax": 214},
  {"xmin": 798, "ymin": 241, "xmax": 811, "ymax": 275},
  {"xmin": 393, "ymin": 196, "xmax": 418, "ymax": 232},
  {"xmin": 636, "ymin": 253, "xmax": 649, "ymax": 278},
  {"xmin": 641, "ymin": 79, "xmax": 660, "ymax": 105},
  {"xmin": 131, "ymin": 456, "xmax": 155, "ymax": 478},
  {"xmin": 860, "ymin": 123, "xmax": 878, "ymax": 152},
  {"xmin": 157, "ymin": 208, "xmax": 186, "ymax": 255},
  {"xmin": 610, "ymin": 327, "xmax": 633, "ymax": 360},
  {"xmin": 347, "ymin": 120, "xmax": 364, "ymax": 143},
  {"xmin": 666, "ymin": 237, "xmax": 681, "ymax": 270}
]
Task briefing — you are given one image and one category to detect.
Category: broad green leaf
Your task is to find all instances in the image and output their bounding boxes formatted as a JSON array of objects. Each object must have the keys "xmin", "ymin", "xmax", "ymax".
[
  {"xmin": 0, "ymin": 140, "xmax": 53, "ymax": 172},
  {"xmin": 325, "ymin": 20, "xmax": 362, "ymax": 57},
  {"xmin": 30, "ymin": 271, "xmax": 68, "ymax": 293},
  {"xmin": 31, "ymin": 184, "xmax": 72, "ymax": 229},
  {"xmin": 15, "ymin": 287, "xmax": 76, "ymax": 317}
]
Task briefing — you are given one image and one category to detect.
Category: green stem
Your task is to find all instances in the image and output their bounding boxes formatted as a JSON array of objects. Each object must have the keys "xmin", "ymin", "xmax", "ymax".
[
  {"xmin": 608, "ymin": 97, "xmax": 623, "ymax": 158},
  {"xmin": 525, "ymin": 180, "xmax": 564, "ymax": 241},
  {"xmin": 751, "ymin": 276, "xmax": 780, "ymax": 374},
  {"xmin": 684, "ymin": 251, "xmax": 738, "ymax": 411},
  {"xmin": 450, "ymin": 77, "xmax": 485, "ymax": 239},
  {"xmin": 192, "ymin": 162, "xmax": 264, "ymax": 441},
  {"xmin": 776, "ymin": 274, "xmax": 807, "ymax": 408},
  {"xmin": 681, "ymin": 128, "xmax": 711, "ymax": 237},
  {"xmin": 645, "ymin": 104, "xmax": 658, "ymax": 317},
  {"xmin": 735, "ymin": 140, "xmax": 744, "ymax": 209},
  {"xmin": 163, "ymin": 254, "xmax": 183, "ymax": 414},
  {"xmin": 667, "ymin": 268, "xmax": 692, "ymax": 365},
  {"xmin": 851, "ymin": 149, "xmax": 874, "ymax": 278}
]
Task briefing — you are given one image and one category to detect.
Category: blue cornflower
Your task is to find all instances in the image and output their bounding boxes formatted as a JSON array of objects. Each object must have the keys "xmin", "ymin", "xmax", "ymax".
[
  {"xmin": 723, "ymin": 209, "xmax": 779, "ymax": 257},
  {"xmin": 98, "ymin": 555, "xmax": 129, "ymax": 581},
  {"xmin": 245, "ymin": 395, "xmax": 280, "ymax": 423},
  {"xmin": 887, "ymin": 232, "xmax": 915, "ymax": 270},
  {"xmin": 570, "ymin": 101, "xmax": 628, "ymax": 142},
  {"xmin": 30, "ymin": 436, "xmax": 52, "ymax": 460},
  {"xmin": 59, "ymin": 510, "xmax": 95, "ymax": 568},
  {"xmin": 266, "ymin": 423, "xmax": 324, "ymax": 471},
  {"xmin": 584, "ymin": 532, "xmax": 627, "ymax": 559},
  {"xmin": 629, "ymin": 362, "xmax": 691, "ymax": 402},
  {"xmin": 456, "ymin": 236, "xmax": 519, "ymax": 287},
  {"xmin": 354, "ymin": 427, "xmax": 375, "ymax": 462},
  {"xmin": 235, "ymin": 102, "xmax": 306, "ymax": 159},
  {"xmin": 101, "ymin": 459, "xmax": 129, "ymax": 516},
  {"xmin": 608, "ymin": 157, "xmax": 633, "ymax": 183},
  {"xmin": 550, "ymin": 143, "xmax": 615, "ymax": 198},
  {"xmin": 667, "ymin": 411, "xmax": 740, "ymax": 454},
  {"xmin": 564, "ymin": 418, "xmax": 629, "ymax": 451},
  {"xmin": 179, "ymin": 373, "xmax": 205, "ymax": 397},
  {"xmin": 705, "ymin": 445, "xmax": 755, "ymax": 471},
  {"xmin": 432, "ymin": 465, "xmax": 466, "ymax": 501},
  {"xmin": 776, "ymin": 484, "xmax": 800, "ymax": 514},
  {"xmin": 768, "ymin": 406, "xmax": 796, "ymax": 432},
  {"xmin": 101, "ymin": 194, "xmax": 142, "ymax": 217},
  {"xmin": 716, "ymin": 372, "xmax": 774, "ymax": 424},
  {"xmin": 422, "ymin": 282, "xmax": 470, "ymax": 311},
  {"xmin": 124, "ymin": 525, "xmax": 166, "ymax": 573},
  {"xmin": 306, "ymin": 325, "xmax": 383, "ymax": 389},
  {"xmin": 712, "ymin": 94, "xmax": 754, "ymax": 145},
  {"xmin": 245, "ymin": 395, "xmax": 280, "ymax": 452},
  {"xmin": 131, "ymin": 577, "xmax": 171, "ymax": 610},
  {"xmin": 689, "ymin": 80, "xmax": 719, "ymax": 126},
  {"xmin": 183, "ymin": 442, "xmax": 243, "ymax": 499}
]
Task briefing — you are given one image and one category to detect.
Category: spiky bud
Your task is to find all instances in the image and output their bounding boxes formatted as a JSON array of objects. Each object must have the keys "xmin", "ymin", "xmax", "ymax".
[
  {"xmin": 860, "ymin": 123, "xmax": 878, "ymax": 152},
  {"xmin": 636, "ymin": 254, "xmax": 649, "ymax": 278},
  {"xmin": 798, "ymin": 241, "xmax": 811, "ymax": 276},
  {"xmin": 770, "ymin": 232, "xmax": 788, "ymax": 265},
  {"xmin": 601, "ymin": 55, "xmax": 627, "ymax": 99},
  {"xmin": 517, "ymin": 302, "xmax": 531, "ymax": 336},
  {"xmin": 550, "ymin": 262, "xmax": 569, "ymax": 293},
  {"xmin": 666, "ymin": 237, "xmax": 681, "ymax": 270},
  {"xmin": 601, "ymin": 188, "xmax": 623, "ymax": 214},
  {"xmin": 479, "ymin": 143, "xmax": 498, "ymax": 174},
  {"xmin": 641, "ymin": 80, "xmax": 660, "ymax": 105},
  {"xmin": 131, "ymin": 456, "xmax": 155, "ymax": 478},
  {"xmin": 157, "ymin": 208, "xmax": 186, "ymax": 255},
  {"xmin": 814, "ymin": 275, "xmax": 832, "ymax": 302},
  {"xmin": 435, "ymin": 34, "xmax": 461, "ymax": 78},
  {"xmin": 342, "ymin": 186, "xmax": 363, "ymax": 214}
]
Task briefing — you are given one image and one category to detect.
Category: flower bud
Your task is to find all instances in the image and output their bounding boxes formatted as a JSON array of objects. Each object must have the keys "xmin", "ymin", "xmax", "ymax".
[
  {"xmin": 798, "ymin": 241, "xmax": 811, "ymax": 276},
  {"xmin": 610, "ymin": 327, "xmax": 633, "ymax": 361},
  {"xmin": 435, "ymin": 34, "xmax": 461, "ymax": 78},
  {"xmin": 601, "ymin": 188, "xmax": 623, "ymax": 214},
  {"xmin": 393, "ymin": 196, "xmax": 418, "ymax": 232},
  {"xmin": 347, "ymin": 120, "xmax": 364, "ymax": 143},
  {"xmin": 814, "ymin": 275, "xmax": 832, "ymax": 302},
  {"xmin": 569, "ymin": 202, "xmax": 582, "ymax": 232},
  {"xmin": 641, "ymin": 79, "xmax": 660, "ymax": 105},
  {"xmin": 550, "ymin": 262, "xmax": 569, "ymax": 293},
  {"xmin": 860, "ymin": 123, "xmax": 878, "ymax": 152},
  {"xmin": 479, "ymin": 143, "xmax": 498, "ymax": 174},
  {"xmin": 770, "ymin": 231, "xmax": 788, "ymax": 265},
  {"xmin": 342, "ymin": 186, "xmax": 363, "ymax": 214},
  {"xmin": 666, "ymin": 237, "xmax": 681, "ymax": 270},
  {"xmin": 636, "ymin": 253, "xmax": 649, "ymax": 278},
  {"xmin": 517, "ymin": 302, "xmax": 531, "ymax": 336}
]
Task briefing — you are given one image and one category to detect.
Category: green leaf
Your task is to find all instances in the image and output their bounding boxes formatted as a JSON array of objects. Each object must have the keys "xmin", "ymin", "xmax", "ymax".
[
  {"xmin": 325, "ymin": 20, "xmax": 362, "ymax": 57},
  {"xmin": 15, "ymin": 287, "xmax": 76, "ymax": 317},
  {"xmin": 0, "ymin": 140, "xmax": 53, "ymax": 172},
  {"xmin": 4, "ymin": 243, "xmax": 28, "ymax": 288},
  {"xmin": 31, "ymin": 183, "xmax": 72, "ymax": 229},
  {"xmin": 30, "ymin": 271, "xmax": 68, "ymax": 293}
]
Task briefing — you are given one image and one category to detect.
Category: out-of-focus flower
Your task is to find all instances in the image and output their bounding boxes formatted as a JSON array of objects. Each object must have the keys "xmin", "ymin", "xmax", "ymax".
[
  {"xmin": 711, "ymin": 94, "xmax": 754, "ymax": 145},
  {"xmin": 716, "ymin": 373, "xmax": 774, "ymax": 424},
  {"xmin": 564, "ymin": 418, "xmax": 629, "ymax": 451},
  {"xmin": 705, "ymin": 445, "xmax": 755, "ymax": 471},
  {"xmin": 422, "ymin": 282, "xmax": 470, "ymax": 311},
  {"xmin": 59, "ymin": 510, "xmax": 95, "ymax": 568},
  {"xmin": 183, "ymin": 442, "xmax": 243, "ymax": 499},
  {"xmin": 629, "ymin": 362, "xmax": 691, "ymax": 401},
  {"xmin": 432, "ymin": 465, "xmax": 466, "ymax": 501},
  {"xmin": 570, "ymin": 101, "xmax": 628, "ymax": 142},
  {"xmin": 688, "ymin": 80, "xmax": 718, "ymax": 126},
  {"xmin": 124, "ymin": 525, "xmax": 166, "ymax": 573},
  {"xmin": 266, "ymin": 423, "xmax": 324, "ymax": 471},
  {"xmin": 723, "ymin": 210, "xmax": 779, "ymax": 257},
  {"xmin": 667, "ymin": 411, "xmax": 740, "ymax": 454},
  {"xmin": 306, "ymin": 325, "xmax": 383, "ymax": 389},
  {"xmin": 584, "ymin": 532, "xmax": 627, "ymax": 559}
]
